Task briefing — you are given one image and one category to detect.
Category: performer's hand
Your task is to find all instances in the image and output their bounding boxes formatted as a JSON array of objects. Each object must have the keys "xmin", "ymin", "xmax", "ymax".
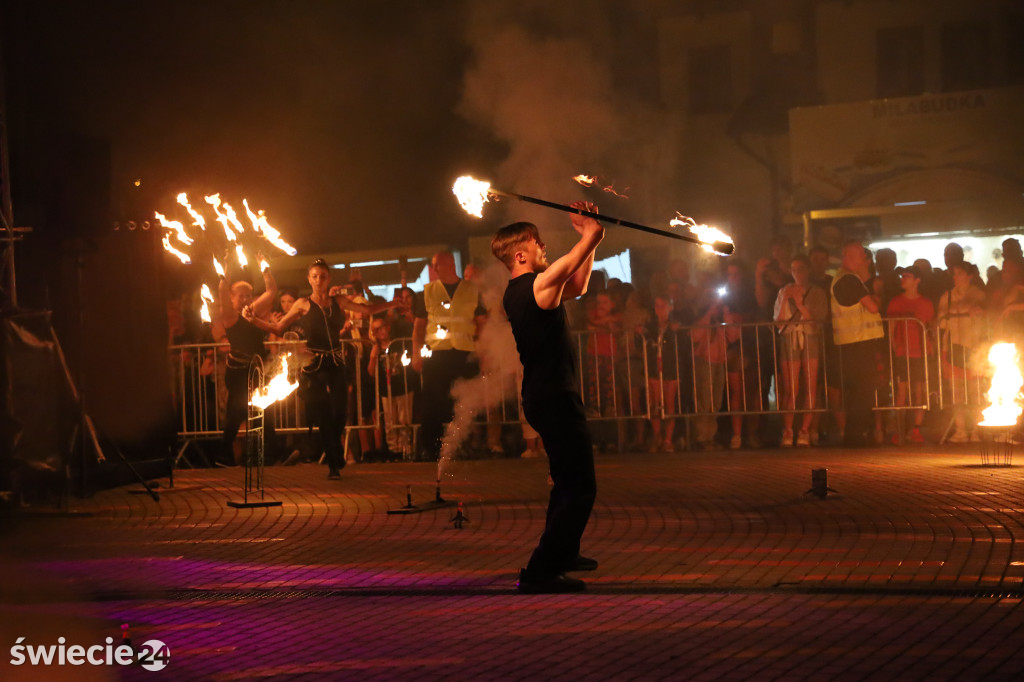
[
  {"xmin": 241, "ymin": 305, "xmax": 255, "ymax": 321},
  {"xmin": 569, "ymin": 201, "xmax": 600, "ymax": 234},
  {"xmin": 328, "ymin": 285, "xmax": 345, "ymax": 298}
]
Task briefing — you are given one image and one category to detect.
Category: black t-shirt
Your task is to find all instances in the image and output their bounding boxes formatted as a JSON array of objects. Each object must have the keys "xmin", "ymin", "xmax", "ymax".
[
  {"xmin": 503, "ymin": 273, "xmax": 577, "ymax": 399},
  {"xmin": 833, "ymin": 273, "xmax": 870, "ymax": 307},
  {"xmin": 225, "ymin": 316, "xmax": 267, "ymax": 359}
]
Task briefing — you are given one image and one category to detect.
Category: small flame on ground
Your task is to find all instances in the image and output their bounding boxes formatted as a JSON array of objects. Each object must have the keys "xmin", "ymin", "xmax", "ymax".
[
  {"xmin": 453, "ymin": 176, "xmax": 493, "ymax": 218},
  {"xmin": 669, "ymin": 213, "xmax": 734, "ymax": 256},
  {"xmin": 420, "ymin": 344, "xmax": 432, "ymax": 358},
  {"xmin": 162, "ymin": 235, "xmax": 191, "ymax": 264},
  {"xmin": 250, "ymin": 353, "xmax": 299, "ymax": 409},
  {"xmin": 979, "ymin": 342, "xmax": 1024, "ymax": 426}
]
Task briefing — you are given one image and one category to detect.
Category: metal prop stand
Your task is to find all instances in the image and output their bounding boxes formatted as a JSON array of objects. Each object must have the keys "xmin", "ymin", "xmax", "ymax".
[
  {"xmin": 386, "ymin": 472, "xmax": 457, "ymax": 516},
  {"xmin": 228, "ymin": 356, "xmax": 282, "ymax": 508},
  {"xmin": 978, "ymin": 424, "xmax": 1015, "ymax": 467}
]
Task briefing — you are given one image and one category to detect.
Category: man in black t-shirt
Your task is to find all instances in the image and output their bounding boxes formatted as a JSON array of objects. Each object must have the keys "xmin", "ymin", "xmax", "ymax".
[{"xmin": 491, "ymin": 201, "xmax": 605, "ymax": 594}]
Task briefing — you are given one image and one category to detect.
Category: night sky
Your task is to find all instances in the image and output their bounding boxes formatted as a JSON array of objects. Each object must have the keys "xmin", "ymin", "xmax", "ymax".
[{"xmin": 2, "ymin": 0, "xmax": 666, "ymax": 255}]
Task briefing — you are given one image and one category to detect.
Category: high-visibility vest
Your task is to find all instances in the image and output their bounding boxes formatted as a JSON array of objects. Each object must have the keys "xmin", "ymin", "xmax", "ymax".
[
  {"xmin": 424, "ymin": 279, "xmax": 479, "ymax": 351},
  {"xmin": 830, "ymin": 267, "xmax": 883, "ymax": 345}
]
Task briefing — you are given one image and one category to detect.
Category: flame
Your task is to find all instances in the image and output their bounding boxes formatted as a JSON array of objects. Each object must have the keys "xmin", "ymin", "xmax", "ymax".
[
  {"xmin": 154, "ymin": 212, "xmax": 193, "ymax": 246},
  {"xmin": 420, "ymin": 344, "xmax": 433, "ymax": 359},
  {"xmin": 205, "ymin": 193, "xmax": 236, "ymax": 242},
  {"xmin": 669, "ymin": 213, "xmax": 734, "ymax": 256},
  {"xmin": 161, "ymin": 235, "xmax": 191, "ymax": 264},
  {"xmin": 573, "ymin": 173, "xmax": 629, "ymax": 198},
  {"xmin": 199, "ymin": 284, "xmax": 215, "ymax": 323},
  {"xmin": 223, "ymin": 202, "xmax": 246, "ymax": 237},
  {"xmin": 176, "ymin": 193, "xmax": 206, "ymax": 230},
  {"xmin": 259, "ymin": 256, "xmax": 270, "ymax": 272},
  {"xmin": 235, "ymin": 244, "xmax": 248, "ymax": 268},
  {"xmin": 243, "ymin": 199, "xmax": 297, "ymax": 255},
  {"xmin": 979, "ymin": 343, "xmax": 1024, "ymax": 426},
  {"xmin": 401, "ymin": 349, "xmax": 411, "ymax": 366},
  {"xmin": 249, "ymin": 353, "xmax": 300, "ymax": 410},
  {"xmin": 213, "ymin": 256, "xmax": 226, "ymax": 278},
  {"xmin": 453, "ymin": 175, "xmax": 493, "ymax": 218}
]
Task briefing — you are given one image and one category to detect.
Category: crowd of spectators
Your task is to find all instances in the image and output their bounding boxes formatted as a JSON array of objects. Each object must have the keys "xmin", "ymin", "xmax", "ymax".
[{"xmin": 168, "ymin": 234, "xmax": 1024, "ymax": 462}]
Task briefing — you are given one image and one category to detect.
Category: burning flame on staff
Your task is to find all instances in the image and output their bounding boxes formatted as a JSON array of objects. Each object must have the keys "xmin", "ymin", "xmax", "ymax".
[
  {"xmin": 453, "ymin": 176, "xmax": 494, "ymax": 218},
  {"xmin": 161, "ymin": 235, "xmax": 191, "ymax": 264},
  {"xmin": 205, "ymin": 193, "xmax": 237, "ymax": 242},
  {"xmin": 669, "ymin": 214, "xmax": 734, "ymax": 256},
  {"xmin": 572, "ymin": 173, "xmax": 629, "ymax": 199},
  {"xmin": 199, "ymin": 284, "xmax": 215, "ymax": 323},
  {"xmin": 250, "ymin": 353, "xmax": 300, "ymax": 410},
  {"xmin": 979, "ymin": 342, "xmax": 1024, "ymax": 427},
  {"xmin": 213, "ymin": 256, "xmax": 225, "ymax": 278},
  {"xmin": 235, "ymin": 244, "xmax": 248, "ymax": 268},
  {"xmin": 176, "ymin": 193, "xmax": 206, "ymax": 230},
  {"xmin": 154, "ymin": 212, "xmax": 193, "ymax": 246}
]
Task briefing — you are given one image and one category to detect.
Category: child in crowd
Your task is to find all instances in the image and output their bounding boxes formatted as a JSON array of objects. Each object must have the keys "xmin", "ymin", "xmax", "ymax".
[{"xmin": 887, "ymin": 266, "xmax": 934, "ymax": 443}]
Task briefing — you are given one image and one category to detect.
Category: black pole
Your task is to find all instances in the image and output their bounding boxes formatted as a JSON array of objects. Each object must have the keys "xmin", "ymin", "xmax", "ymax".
[{"xmin": 488, "ymin": 189, "xmax": 735, "ymax": 256}]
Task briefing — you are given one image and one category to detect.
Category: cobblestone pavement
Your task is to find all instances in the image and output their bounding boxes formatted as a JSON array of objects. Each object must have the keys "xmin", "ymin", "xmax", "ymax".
[{"xmin": 2, "ymin": 445, "xmax": 1023, "ymax": 680}]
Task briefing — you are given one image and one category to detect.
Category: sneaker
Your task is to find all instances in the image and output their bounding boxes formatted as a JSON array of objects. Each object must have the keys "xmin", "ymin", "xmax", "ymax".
[
  {"xmin": 520, "ymin": 448, "xmax": 540, "ymax": 459},
  {"xmin": 947, "ymin": 430, "xmax": 969, "ymax": 444},
  {"xmin": 907, "ymin": 427, "xmax": 925, "ymax": 444},
  {"xmin": 781, "ymin": 429, "xmax": 794, "ymax": 447},
  {"xmin": 730, "ymin": 434, "xmax": 742, "ymax": 450},
  {"xmin": 517, "ymin": 569, "xmax": 586, "ymax": 594},
  {"xmin": 327, "ymin": 468, "xmax": 341, "ymax": 480},
  {"xmin": 796, "ymin": 430, "xmax": 811, "ymax": 447}
]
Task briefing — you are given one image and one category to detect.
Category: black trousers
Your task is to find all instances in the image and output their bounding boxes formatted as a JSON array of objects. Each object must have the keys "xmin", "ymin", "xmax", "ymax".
[
  {"xmin": 299, "ymin": 358, "xmax": 348, "ymax": 470},
  {"xmin": 419, "ymin": 349, "xmax": 476, "ymax": 458},
  {"xmin": 839, "ymin": 338, "xmax": 882, "ymax": 446},
  {"xmin": 223, "ymin": 364, "xmax": 277, "ymax": 463},
  {"xmin": 522, "ymin": 390, "xmax": 597, "ymax": 575}
]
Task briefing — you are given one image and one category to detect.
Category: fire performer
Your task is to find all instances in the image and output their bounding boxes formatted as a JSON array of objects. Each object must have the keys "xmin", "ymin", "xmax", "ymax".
[
  {"xmin": 246, "ymin": 259, "xmax": 400, "ymax": 479},
  {"xmin": 216, "ymin": 259, "xmax": 280, "ymax": 467},
  {"xmin": 491, "ymin": 200, "xmax": 604, "ymax": 594}
]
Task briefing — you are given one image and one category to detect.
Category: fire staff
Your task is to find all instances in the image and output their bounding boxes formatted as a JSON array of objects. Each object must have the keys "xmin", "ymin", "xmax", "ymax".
[
  {"xmin": 248, "ymin": 259, "xmax": 399, "ymax": 479},
  {"xmin": 217, "ymin": 261, "xmax": 279, "ymax": 467},
  {"xmin": 491, "ymin": 201, "xmax": 604, "ymax": 594}
]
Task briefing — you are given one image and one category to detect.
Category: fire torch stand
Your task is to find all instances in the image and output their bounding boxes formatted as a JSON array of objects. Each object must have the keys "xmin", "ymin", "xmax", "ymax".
[{"xmin": 227, "ymin": 356, "xmax": 281, "ymax": 509}]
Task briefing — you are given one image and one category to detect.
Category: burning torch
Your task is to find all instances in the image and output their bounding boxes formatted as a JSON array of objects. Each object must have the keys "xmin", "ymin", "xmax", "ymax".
[{"xmin": 453, "ymin": 175, "xmax": 734, "ymax": 256}]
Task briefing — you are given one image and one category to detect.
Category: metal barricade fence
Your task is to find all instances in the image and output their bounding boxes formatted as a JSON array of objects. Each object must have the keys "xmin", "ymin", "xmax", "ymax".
[{"xmin": 169, "ymin": 318, "xmax": 944, "ymax": 462}]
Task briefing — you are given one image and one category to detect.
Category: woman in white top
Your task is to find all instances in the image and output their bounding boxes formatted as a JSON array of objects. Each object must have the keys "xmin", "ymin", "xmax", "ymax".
[{"xmin": 774, "ymin": 255, "xmax": 829, "ymax": 446}]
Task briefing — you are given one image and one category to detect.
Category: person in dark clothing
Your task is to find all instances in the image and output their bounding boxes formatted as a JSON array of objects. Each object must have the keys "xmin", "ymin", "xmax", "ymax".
[
  {"xmin": 246, "ymin": 259, "xmax": 401, "ymax": 478},
  {"xmin": 491, "ymin": 200, "xmax": 605, "ymax": 594},
  {"xmin": 217, "ymin": 263, "xmax": 278, "ymax": 467}
]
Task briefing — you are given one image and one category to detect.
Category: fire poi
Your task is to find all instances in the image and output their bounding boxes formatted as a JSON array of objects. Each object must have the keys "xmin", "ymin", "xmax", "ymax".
[{"xmin": 452, "ymin": 174, "xmax": 735, "ymax": 256}]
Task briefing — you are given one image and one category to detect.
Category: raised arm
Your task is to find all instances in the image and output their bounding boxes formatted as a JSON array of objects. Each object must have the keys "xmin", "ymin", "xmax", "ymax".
[
  {"xmin": 245, "ymin": 297, "xmax": 308, "ymax": 336},
  {"xmin": 217, "ymin": 275, "xmax": 237, "ymax": 327},
  {"xmin": 250, "ymin": 262, "xmax": 278, "ymax": 317},
  {"xmin": 535, "ymin": 201, "xmax": 605, "ymax": 310},
  {"xmin": 328, "ymin": 286, "xmax": 401, "ymax": 316}
]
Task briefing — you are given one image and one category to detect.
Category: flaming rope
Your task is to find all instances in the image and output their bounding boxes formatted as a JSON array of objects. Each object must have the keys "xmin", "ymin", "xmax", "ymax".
[
  {"xmin": 573, "ymin": 173, "xmax": 630, "ymax": 199},
  {"xmin": 250, "ymin": 353, "xmax": 299, "ymax": 409},
  {"xmin": 453, "ymin": 175, "xmax": 734, "ymax": 256}
]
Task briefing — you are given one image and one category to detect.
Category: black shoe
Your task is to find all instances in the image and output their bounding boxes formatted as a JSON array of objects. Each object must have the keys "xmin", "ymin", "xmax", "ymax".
[
  {"xmin": 516, "ymin": 569, "xmax": 586, "ymax": 594},
  {"xmin": 566, "ymin": 555, "xmax": 599, "ymax": 572},
  {"xmin": 327, "ymin": 468, "xmax": 341, "ymax": 480}
]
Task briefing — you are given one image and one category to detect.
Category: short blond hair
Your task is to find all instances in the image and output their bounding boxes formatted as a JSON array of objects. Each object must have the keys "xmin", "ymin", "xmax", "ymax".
[{"xmin": 491, "ymin": 222, "xmax": 539, "ymax": 270}]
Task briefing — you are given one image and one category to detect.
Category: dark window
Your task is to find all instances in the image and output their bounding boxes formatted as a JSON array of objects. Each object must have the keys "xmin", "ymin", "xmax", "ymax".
[
  {"xmin": 1006, "ymin": 15, "xmax": 1024, "ymax": 85},
  {"xmin": 877, "ymin": 26, "xmax": 925, "ymax": 98},
  {"xmin": 942, "ymin": 21, "xmax": 992, "ymax": 91},
  {"xmin": 688, "ymin": 45, "xmax": 733, "ymax": 114}
]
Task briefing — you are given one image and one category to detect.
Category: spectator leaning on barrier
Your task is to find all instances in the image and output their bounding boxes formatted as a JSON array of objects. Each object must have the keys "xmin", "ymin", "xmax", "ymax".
[
  {"xmin": 830, "ymin": 240, "xmax": 885, "ymax": 447},
  {"xmin": 774, "ymin": 255, "xmax": 829, "ymax": 447},
  {"xmin": 938, "ymin": 261, "xmax": 987, "ymax": 443},
  {"xmin": 690, "ymin": 286, "xmax": 729, "ymax": 450},
  {"xmin": 887, "ymin": 266, "xmax": 935, "ymax": 444}
]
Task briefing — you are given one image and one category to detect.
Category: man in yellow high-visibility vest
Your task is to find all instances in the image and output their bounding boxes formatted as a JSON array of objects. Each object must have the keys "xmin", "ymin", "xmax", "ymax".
[
  {"xmin": 411, "ymin": 251, "xmax": 487, "ymax": 460},
  {"xmin": 830, "ymin": 240, "xmax": 885, "ymax": 447}
]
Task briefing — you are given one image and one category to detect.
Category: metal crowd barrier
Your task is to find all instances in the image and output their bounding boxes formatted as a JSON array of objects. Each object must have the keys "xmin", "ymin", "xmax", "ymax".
[{"xmin": 170, "ymin": 315, "xmax": 984, "ymax": 463}]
